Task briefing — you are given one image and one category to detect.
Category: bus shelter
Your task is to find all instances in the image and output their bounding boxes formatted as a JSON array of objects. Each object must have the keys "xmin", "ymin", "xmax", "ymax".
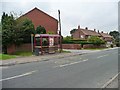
[{"xmin": 34, "ymin": 34, "xmax": 60, "ymax": 55}]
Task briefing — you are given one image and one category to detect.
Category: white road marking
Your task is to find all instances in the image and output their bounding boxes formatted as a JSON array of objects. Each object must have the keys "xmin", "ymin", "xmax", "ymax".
[
  {"xmin": 0, "ymin": 70, "xmax": 37, "ymax": 82},
  {"xmin": 97, "ymin": 54, "xmax": 108, "ymax": 59},
  {"xmin": 101, "ymin": 72, "xmax": 120, "ymax": 88},
  {"xmin": 54, "ymin": 59, "xmax": 88, "ymax": 68}
]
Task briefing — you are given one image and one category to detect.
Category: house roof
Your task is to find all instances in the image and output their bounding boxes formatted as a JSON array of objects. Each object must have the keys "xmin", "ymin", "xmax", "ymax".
[
  {"xmin": 99, "ymin": 33, "xmax": 113, "ymax": 38},
  {"xmin": 80, "ymin": 28, "xmax": 101, "ymax": 36},
  {"xmin": 19, "ymin": 7, "xmax": 58, "ymax": 21}
]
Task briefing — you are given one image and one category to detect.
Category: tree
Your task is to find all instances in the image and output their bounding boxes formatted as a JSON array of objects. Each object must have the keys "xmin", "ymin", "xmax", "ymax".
[
  {"xmin": 2, "ymin": 12, "xmax": 18, "ymax": 53},
  {"xmin": 17, "ymin": 18, "xmax": 35, "ymax": 43},
  {"xmin": 109, "ymin": 31, "xmax": 120, "ymax": 42},
  {"xmin": 35, "ymin": 25, "xmax": 46, "ymax": 34},
  {"xmin": 2, "ymin": 12, "xmax": 35, "ymax": 53},
  {"xmin": 109, "ymin": 31, "xmax": 120, "ymax": 47},
  {"xmin": 88, "ymin": 36, "xmax": 105, "ymax": 45},
  {"xmin": 63, "ymin": 36, "xmax": 72, "ymax": 40},
  {"xmin": 70, "ymin": 29, "xmax": 77, "ymax": 34}
]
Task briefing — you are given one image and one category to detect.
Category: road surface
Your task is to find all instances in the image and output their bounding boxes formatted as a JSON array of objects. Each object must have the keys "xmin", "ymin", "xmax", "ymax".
[{"xmin": 1, "ymin": 48, "xmax": 119, "ymax": 88}]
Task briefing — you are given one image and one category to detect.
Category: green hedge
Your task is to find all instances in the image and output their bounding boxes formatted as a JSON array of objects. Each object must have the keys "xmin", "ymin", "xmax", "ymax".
[{"xmin": 62, "ymin": 39, "xmax": 105, "ymax": 45}]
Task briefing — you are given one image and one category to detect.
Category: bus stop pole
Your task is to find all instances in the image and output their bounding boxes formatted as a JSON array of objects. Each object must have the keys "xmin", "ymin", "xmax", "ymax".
[{"xmin": 31, "ymin": 34, "xmax": 34, "ymax": 53}]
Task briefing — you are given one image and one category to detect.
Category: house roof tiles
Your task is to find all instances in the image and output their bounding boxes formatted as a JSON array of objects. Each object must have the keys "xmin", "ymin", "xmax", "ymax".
[{"xmin": 80, "ymin": 28, "xmax": 101, "ymax": 36}]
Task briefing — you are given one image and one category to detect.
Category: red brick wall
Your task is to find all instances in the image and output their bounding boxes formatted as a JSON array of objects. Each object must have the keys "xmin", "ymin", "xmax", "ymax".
[
  {"xmin": 62, "ymin": 44, "xmax": 81, "ymax": 49},
  {"xmin": 7, "ymin": 44, "xmax": 16, "ymax": 54},
  {"xmin": 21, "ymin": 8, "xmax": 58, "ymax": 34},
  {"xmin": 15, "ymin": 44, "xmax": 32, "ymax": 52},
  {"xmin": 7, "ymin": 44, "xmax": 32, "ymax": 54}
]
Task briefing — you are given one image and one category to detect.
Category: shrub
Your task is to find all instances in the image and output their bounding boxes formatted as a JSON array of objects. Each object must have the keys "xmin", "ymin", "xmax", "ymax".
[
  {"xmin": 110, "ymin": 44, "xmax": 113, "ymax": 48},
  {"xmin": 88, "ymin": 36, "xmax": 105, "ymax": 45},
  {"xmin": 116, "ymin": 42, "xmax": 120, "ymax": 47}
]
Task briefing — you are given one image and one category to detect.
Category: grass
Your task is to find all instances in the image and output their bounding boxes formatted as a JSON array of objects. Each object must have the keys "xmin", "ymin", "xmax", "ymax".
[
  {"xmin": 14, "ymin": 51, "xmax": 32, "ymax": 56},
  {"xmin": 0, "ymin": 54, "xmax": 17, "ymax": 60},
  {"xmin": 83, "ymin": 48, "xmax": 108, "ymax": 50},
  {"xmin": 0, "ymin": 51, "xmax": 33, "ymax": 60}
]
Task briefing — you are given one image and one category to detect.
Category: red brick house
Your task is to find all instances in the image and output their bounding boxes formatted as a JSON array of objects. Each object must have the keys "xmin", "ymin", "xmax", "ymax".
[
  {"xmin": 99, "ymin": 31, "xmax": 113, "ymax": 45},
  {"xmin": 71, "ymin": 25, "xmax": 101, "ymax": 40},
  {"xmin": 70, "ymin": 25, "xmax": 113, "ymax": 43},
  {"xmin": 19, "ymin": 7, "xmax": 58, "ymax": 34}
]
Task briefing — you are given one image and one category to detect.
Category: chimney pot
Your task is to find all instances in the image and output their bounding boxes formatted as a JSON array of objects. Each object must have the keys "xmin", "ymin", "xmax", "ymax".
[
  {"xmin": 85, "ymin": 27, "xmax": 88, "ymax": 30},
  {"xmin": 78, "ymin": 25, "xmax": 80, "ymax": 29},
  {"xmin": 101, "ymin": 31, "xmax": 103, "ymax": 33},
  {"xmin": 94, "ymin": 29, "xmax": 96, "ymax": 32},
  {"xmin": 98, "ymin": 30, "xmax": 99, "ymax": 33}
]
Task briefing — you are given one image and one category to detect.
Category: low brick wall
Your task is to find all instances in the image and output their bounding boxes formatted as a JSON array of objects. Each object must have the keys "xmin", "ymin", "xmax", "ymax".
[
  {"xmin": 7, "ymin": 44, "xmax": 32, "ymax": 54},
  {"xmin": 15, "ymin": 44, "xmax": 32, "ymax": 52},
  {"xmin": 7, "ymin": 44, "xmax": 16, "ymax": 54},
  {"xmin": 62, "ymin": 44, "xmax": 81, "ymax": 49},
  {"xmin": 83, "ymin": 44, "xmax": 106, "ymax": 49}
]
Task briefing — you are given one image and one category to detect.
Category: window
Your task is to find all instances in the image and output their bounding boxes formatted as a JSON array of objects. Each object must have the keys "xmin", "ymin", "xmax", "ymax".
[{"xmin": 81, "ymin": 35, "xmax": 84, "ymax": 38}]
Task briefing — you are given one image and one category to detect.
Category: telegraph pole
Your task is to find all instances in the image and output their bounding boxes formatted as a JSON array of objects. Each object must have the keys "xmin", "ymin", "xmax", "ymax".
[{"xmin": 58, "ymin": 10, "xmax": 62, "ymax": 53}]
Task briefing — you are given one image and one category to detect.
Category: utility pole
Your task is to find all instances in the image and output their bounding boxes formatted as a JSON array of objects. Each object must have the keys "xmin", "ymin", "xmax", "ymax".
[{"xmin": 58, "ymin": 10, "xmax": 62, "ymax": 53}]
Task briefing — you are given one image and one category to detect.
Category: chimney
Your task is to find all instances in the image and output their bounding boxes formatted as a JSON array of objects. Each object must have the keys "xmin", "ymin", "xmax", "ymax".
[
  {"xmin": 85, "ymin": 27, "xmax": 88, "ymax": 30},
  {"xmin": 94, "ymin": 29, "xmax": 96, "ymax": 32},
  {"xmin": 98, "ymin": 30, "xmax": 99, "ymax": 33},
  {"xmin": 101, "ymin": 31, "xmax": 103, "ymax": 33},
  {"xmin": 78, "ymin": 25, "xmax": 80, "ymax": 30}
]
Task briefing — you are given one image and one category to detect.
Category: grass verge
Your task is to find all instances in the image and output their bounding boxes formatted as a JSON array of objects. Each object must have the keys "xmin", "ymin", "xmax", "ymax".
[
  {"xmin": 14, "ymin": 51, "xmax": 32, "ymax": 56},
  {"xmin": 0, "ymin": 54, "xmax": 17, "ymax": 60},
  {"xmin": 83, "ymin": 48, "xmax": 108, "ymax": 50},
  {"xmin": 0, "ymin": 51, "xmax": 32, "ymax": 60}
]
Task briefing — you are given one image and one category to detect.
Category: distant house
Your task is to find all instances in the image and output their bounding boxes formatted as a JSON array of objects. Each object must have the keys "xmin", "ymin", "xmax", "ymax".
[
  {"xmin": 19, "ymin": 7, "xmax": 58, "ymax": 34},
  {"xmin": 70, "ymin": 25, "xmax": 113, "ymax": 43},
  {"xmin": 99, "ymin": 31, "xmax": 113, "ymax": 45},
  {"xmin": 70, "ymin": 25, "xmax": 101, "ymax": 40}
]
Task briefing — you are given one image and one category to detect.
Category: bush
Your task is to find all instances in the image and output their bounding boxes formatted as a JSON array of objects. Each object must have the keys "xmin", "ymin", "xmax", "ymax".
[
  {"xmin": 88, "ymin": 36, "xmax": 105, "ymax": 45},
  {"xmin": 62, "ymin": 39, "xmax": 95, "ymax": 45},
  {"xmin": 110, "ymin": 44, "xmax": 113, "ymax": 48},
  {"xmin": 116, "ymin": 42, "xmax": 120, "ymax": 47}
]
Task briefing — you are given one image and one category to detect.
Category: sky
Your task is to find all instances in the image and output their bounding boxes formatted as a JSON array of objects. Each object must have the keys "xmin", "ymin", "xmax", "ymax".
[{"xmin": 0, "ymin": 0, "xmax": 119, "ymax": 36}]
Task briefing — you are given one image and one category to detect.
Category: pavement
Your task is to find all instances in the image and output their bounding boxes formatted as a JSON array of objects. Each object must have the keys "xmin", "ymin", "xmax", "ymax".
[
  {"xmin": 1, "ymin": 47, "xmax": 119, "ymax": 88},
  {"xmin": 0, "ymin": 48, "xmax": 106, "ymax": 66}
]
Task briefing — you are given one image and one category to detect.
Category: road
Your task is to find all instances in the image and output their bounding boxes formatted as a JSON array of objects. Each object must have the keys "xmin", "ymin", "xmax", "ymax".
[{"xmin": 1, "ymin": 48, "xmax": 119, "ymax": 88}]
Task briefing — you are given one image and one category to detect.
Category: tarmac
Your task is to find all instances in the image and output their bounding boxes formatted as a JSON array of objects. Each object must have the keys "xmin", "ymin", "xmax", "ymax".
[
  {"xmin": 0, "ymin": 47, "xmax": 118, "ymax": 66},
  {"xmin": 0, "ymin": 47, "xmax": 119, "ymax": 88}
]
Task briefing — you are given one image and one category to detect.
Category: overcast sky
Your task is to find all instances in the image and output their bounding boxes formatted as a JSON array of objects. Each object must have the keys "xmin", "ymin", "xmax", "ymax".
[{"xmin": 0, "ymin": 0, "xmax": 119, "ymax": 36}]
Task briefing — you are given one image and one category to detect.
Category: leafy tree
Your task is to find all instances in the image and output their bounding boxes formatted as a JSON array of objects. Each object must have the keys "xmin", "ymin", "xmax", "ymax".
[
  {"xmin": 109, "ymin": 31, "xmax": 120, "ymax": 42},
  {"xmin": 88, "ymin": 36, "xmax": 105, "ymax": 45},
  {"xmin": 70, "ymin": 29, "xmax": 77, "ymax": 34},
  {"xmin": 2, "ymin": 12, "xmax": 18, "ymax": 53},
  {"xmin": 17, "ymin": 18, "xmax": 35, "ymax": 43},
  {"xmin": 63, "ymin": 36, "xmax": 72, "ymax": 40},
  {"xmin": 35, "ymin": 25, "xmax": 46, "ymax": 34},
  {"xmin": 1, "ymin": 12, "xmax": 35, "ymax": 53}
]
